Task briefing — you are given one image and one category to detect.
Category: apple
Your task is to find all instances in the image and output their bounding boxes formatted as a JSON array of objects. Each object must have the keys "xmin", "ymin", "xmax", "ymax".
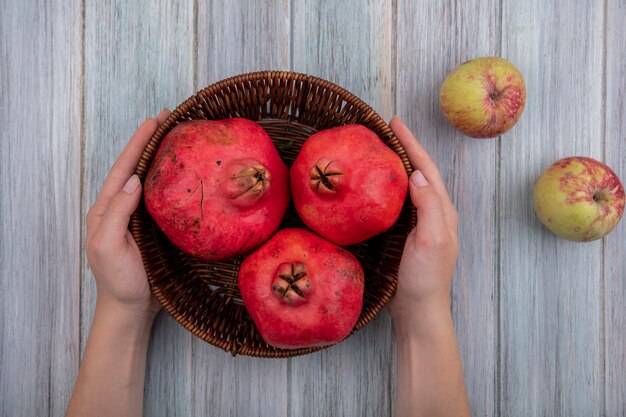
[
  {"xmin": 533, "ymin": 157, "xmax": 625, "ymax": 242},
  {"xmin": 440, "ymin": 56, "xmax": 526, "ymax": 138}
]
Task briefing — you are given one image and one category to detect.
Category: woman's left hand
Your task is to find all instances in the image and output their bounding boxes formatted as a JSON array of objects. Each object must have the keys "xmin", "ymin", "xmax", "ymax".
[{"xmin": 85, "ymin": 108, "xmax": 170, "ymax": 319}]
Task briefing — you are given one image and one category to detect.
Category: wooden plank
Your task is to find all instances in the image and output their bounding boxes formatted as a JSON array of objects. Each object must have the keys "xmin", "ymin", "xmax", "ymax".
[
  {"xmin": 196, "ymin": 0, "xmax": 290, "ymax": 85},
  {"xmin": 604, "ymin": 0, "xmax": 626, "ymax": 415},
  {"xmin": 396, "ymin": 1, "xmax": 501, "ymax": 416},
  {"xmin": 194, "ymin": 355, "xmax": 289, "ymax": 417},
  {"xmin": 288, "ymin": 1, "xmax": 394, "ymax": 416},
  {"xmin": 0, "ymin": 0, "xmax": 82, "ymax": 416},
  {"xmin": 291, "ymin": 0, "xmax": 394, "ymax": 119},
  {"xmin": 82, "ymin": 1, "xmax": 194, "ymax": 415},
  {"xmin": 499, "ymin": 1, "xmax": 605, "ymax": 415},
  {"xmin": 288, "ymin": 316, "xmax": 395, "ymax": 417},
  {"xmin": 192, "ymin": 1, "xmax": 291, "ymax": 416}
]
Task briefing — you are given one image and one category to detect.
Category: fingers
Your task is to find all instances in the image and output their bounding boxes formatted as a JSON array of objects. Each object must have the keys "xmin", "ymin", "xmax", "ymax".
[
  {"xmin": 90, "ymin": 109, "xmax": 170, "ymax": 225},
  {"xmin": 408, "ymin": 171, "xmax": 450, "ymax": 245},
  {"xmin": 156, "ymin": 108, "xmax": 171, "ymax": 124},
  {"xmin": 390, "ymin": 116, "xmax": 459, "ymax": 236},
  {"xmin": 96, "ymin": 175, "xmax": 143, "ymax": 244},
  {"xmin": 389, "ymin": 117, "xmax": 453, "ymax": 206},
  {"xmin": 96, "ymin": 117, "xmax": 158, "ymax": 203}
]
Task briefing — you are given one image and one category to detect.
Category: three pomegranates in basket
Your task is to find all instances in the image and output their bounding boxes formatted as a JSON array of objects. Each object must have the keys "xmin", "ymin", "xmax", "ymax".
[{"xmin": 144, "ymin": 117, "xmax": 408, "ymax": 349}]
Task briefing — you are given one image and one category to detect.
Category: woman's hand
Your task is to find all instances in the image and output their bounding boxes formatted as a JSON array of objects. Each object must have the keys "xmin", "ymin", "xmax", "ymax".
[
  {"xmin": 388, "ymin": 116, "xmax": 459, "ymax": 327},
  {"xmin": 67, "ymin": 109, "xmax": 172, "ymax": 417},
  {"xmin": 387, "ymin": 117, "xmax": 470, "ymax": 417},
  {"xmin": 86, "ymin": 108, "xmax": 171, "ymax": 320}
]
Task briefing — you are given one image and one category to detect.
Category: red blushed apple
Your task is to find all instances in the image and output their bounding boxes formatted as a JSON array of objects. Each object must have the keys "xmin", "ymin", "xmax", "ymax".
[
  {"xmin": 534, "ymin": 156, "xmax": 625, "ymax": 241},
  {"xmin": 440, "ymin": 56, "xmax": 526, "ymax": 138}
]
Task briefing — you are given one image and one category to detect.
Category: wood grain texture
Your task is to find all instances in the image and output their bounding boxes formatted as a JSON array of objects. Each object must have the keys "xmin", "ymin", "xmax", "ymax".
[
  {"xmin": 604, "ymin": 0, "xmax": 626, "ymax": 415},
  {"xmin": 289, "ymin": 1, "xmax": 394, "ymax": 416},
  {"xmin": 499, "ymin": 1, "xmax": 605, "ymax": 416},
  {"xmin": 396, "ymin": 1, "xmax": 500, "ymax": 416},
  {"xmin": 3, "ymin": 1, "xmax": 625, "ymax": 415},
  {"xmin": 291, "ymin": 0, "xmax": 393, "ymax": 119},
  {"xmin": 0, "ymin": 0, "xmax": 82, "ymax": 416},
  {"xmin": 196, "ymin": 0, "xmax": 290, "ymax": 85},
  {"xmin": 288, "ymin": 313, "xmax": 395, "ymax": 417},
  {"xmin": 82, "ymin": 1, "xmax": 194, "ymax": 415},
  {"xmin": 192, "ymin": 2, "xmax": 290, "ymax": 416}
]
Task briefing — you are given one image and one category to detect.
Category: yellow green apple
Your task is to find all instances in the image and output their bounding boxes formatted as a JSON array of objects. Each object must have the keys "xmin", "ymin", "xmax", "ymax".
[
  {"xmin": 533, "ymin": 157, "xmax": 625, "ymax": 241},
  {"xmin": 440, "ymin": 57, "xmax": 526, "ymax": 138}
]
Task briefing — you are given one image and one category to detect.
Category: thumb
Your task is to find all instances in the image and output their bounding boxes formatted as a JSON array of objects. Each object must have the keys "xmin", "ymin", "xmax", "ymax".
[
  {"xmin": 98, "ymin": 175, "xmax": 142, "ymax": 243},
  {"xmin": 409, "ymin": 171, "xmax": 448, "ymax": 242}
]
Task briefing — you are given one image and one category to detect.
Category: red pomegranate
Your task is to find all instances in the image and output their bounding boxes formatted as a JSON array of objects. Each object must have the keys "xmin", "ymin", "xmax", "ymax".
[
  {"xmin": 238, "ymin": 228, "xmax": 365, "ymax": 349},
  {"xmin": 290, "ymin": 124, "xmax": 408, "ymax": 245},
  {"xmin": 144, "ymin": 118, "xmax": 289, "ymax": 261}
]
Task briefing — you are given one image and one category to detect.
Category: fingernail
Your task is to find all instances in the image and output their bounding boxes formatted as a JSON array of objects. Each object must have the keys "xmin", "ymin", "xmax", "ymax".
[
  {"xmin": 139, "ymin": 118, "xmax": 153, "ymax": 129},
  {"xmin": 411, "ymin": 170, "xmax": 429, "ymax": 187},
  {"xmin": 123, "ymin": 175, "xmax": 140, "ymax": 194}
]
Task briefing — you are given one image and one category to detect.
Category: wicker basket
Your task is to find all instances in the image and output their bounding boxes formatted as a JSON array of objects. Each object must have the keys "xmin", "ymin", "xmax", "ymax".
[{"xmin": 131, "ymin": 71, "xmax": 416, "ymax": 357}]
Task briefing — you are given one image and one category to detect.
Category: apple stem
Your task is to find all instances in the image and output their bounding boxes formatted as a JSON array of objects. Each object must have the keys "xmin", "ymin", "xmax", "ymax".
[{"xmin": 593, "ymin": 191, "xmax": 605, "ymax": 203}]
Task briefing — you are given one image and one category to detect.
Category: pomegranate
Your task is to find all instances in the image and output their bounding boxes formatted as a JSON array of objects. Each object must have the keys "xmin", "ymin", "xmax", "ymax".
[
  {"xmin": 144, "ymin": 118, "xmax": 289, "ymax": 261},
  {"xmin": 238, "ymin": 228, "xmax": 364, "ymax": 349},
  {"xmin": 290, "ymin": 124, "xmax": 408, "ymax": 245}
]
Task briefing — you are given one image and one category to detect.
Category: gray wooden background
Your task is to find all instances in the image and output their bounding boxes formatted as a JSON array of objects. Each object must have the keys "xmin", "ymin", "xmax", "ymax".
[{"xmin": 1, "ymin": 0, "xmax": 624, "ymax": 416}]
